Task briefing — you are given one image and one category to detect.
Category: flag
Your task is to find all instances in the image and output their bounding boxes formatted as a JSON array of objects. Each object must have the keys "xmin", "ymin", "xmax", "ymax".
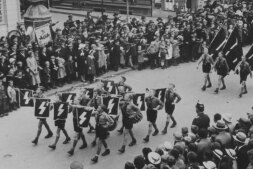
[
  {"xmin": 76, "ymin": 107, "xmax": 92, "ymax": 128},
  {"xmin": 102, "ymin": 80, "xmax": 118, "ymax": 95},
  {"xmin": 245, "ymin": 44, "xmax": 253, "ymax": 69},
  {"xmin": 102, "ymin": 96, "xmax": 119, "ymax": 115},
  {"xmin": 34, "ymin": 99, "xmax": 51, "ymax": 118},
  {"xmin": 208, "ymin": 27, "xmax": 226, "ymax": 56},
  {"xmin": 54, "ymin": 102, "xmax": 69, "ymax": 120},
  {"xmin": 133, "ymin": 93, "xmax": 145, "ymax": 111},
  {"xmin": 222, "ymin": 26, "xmax": 243, "ymax": 70},
  {"xmin": 61, "ymin": 93, "xmax": 76, "ymax": 104},
  {"xmin": 20, "ymin": 89, "xmax": 34, "ymax": 107},
  {"xmin": 154, "ymin": 88, "xmax": 166, "ymax": 103}
]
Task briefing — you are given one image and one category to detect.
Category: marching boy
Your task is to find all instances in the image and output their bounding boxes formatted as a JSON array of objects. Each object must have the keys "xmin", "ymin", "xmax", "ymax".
[
  {"xmin": 32, "ymin": 88, "xmax": 53, "ymax": 145},
  {"xmin": 49, "ymin": 94, "xmax": 71, "ymax": 150},
  {"xmin": 7, "ymin": 80, "xmax": 17, "ymax": 112},
  {"xmin": 91, "ymin": 104, "xmax": 114, "ymax": 163}
]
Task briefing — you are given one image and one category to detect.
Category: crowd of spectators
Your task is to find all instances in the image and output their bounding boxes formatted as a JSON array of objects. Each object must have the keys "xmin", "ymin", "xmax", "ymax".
[
  {"xmin": 0, "ymin": 0, "xmax": 253, "ymax": 117},
  {"xmin": 124, "ymin": 103, "xmax": 253, "ymax": 169}
]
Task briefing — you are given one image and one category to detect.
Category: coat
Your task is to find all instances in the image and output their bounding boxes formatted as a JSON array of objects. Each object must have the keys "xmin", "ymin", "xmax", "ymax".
[
  {"xmin": 86, "ymin": 55, "xmax": 96, "ymax": 75},
  {"xmin": 26, "ymin": 56, "xmax": 41, "ymax": 85},
  {"xmin": 77, "ymin": 50, "xmax": 88, "ymax": 75}
]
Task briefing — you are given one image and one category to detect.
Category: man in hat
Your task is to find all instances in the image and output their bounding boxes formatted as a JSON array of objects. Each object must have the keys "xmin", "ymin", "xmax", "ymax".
[
  {"xmin": 66, "ymin": 14, "xmax": 76, "ymax": 28},
  {"xmin": 118, "ymin": 93, "xmax": 141, "ymax": 154},
  {"xmin": 196, "ymin": 128, "xmax": 212, "ymax": 162},
  {"xmin": 233, "ymin": 132, "xmax": 253, "ymax": 169},
  {"xmin": 62, "ymin": 22, "xmax": 70, "ymax": 36},
  {"xmin": 143, "ymin": 89, "xmax": 164, "ymax": 143},
  {"xmin": 214, "ymin": 120, "xmax": 232, "ymax": 148},
  {"xmin": 192, "ymin": 102, "xmax": 210, "ymax": 130}
]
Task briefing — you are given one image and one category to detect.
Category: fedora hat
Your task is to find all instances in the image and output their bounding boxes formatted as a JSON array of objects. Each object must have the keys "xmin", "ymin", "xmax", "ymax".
[
  {"xmin": 225, "ymin": 149, "xmax": 237, "ymax": 160},
  {"xmin": 163, "ymin": 141, "xmax": 173, "ymax": 151},
  {"xmin": 233, "ymin": 132, "xmax": 247, "ymax": 144},
  {"xmin": 148, "ymin": 152, "xmax": 161, "ymax": 165},
  {"xmin": 213, "ymin": 149, "xmax": 223, "ymax": 160},
  {"xmin": 173, "ymin": 132, "xmax": 183, "ymax": 141},
  {"xmin": 213, "ymin": 120, "xmax": 228, "ymax": 130},
  {"xmin": 222, "ymin": 113, "xmax": 232, "ymax": 123},
  {"xmin": 203, "ymin": 161, "xmax": 216, "ymax": 169}
]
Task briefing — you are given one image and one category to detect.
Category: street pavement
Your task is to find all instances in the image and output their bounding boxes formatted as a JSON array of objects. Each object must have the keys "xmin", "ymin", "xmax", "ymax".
[{"xmin": 1, "ymin": 49, "xmax": 253, "ymax": 169}]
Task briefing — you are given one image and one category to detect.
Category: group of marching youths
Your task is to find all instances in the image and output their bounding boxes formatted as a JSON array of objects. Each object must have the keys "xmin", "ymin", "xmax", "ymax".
[
  {"xmin": 1, "ymin": 0, "xmax": 253, "ymax": 117},
  {"xmin": 29, "ymin": 75, "xmax": 182, "ymax": 164}
]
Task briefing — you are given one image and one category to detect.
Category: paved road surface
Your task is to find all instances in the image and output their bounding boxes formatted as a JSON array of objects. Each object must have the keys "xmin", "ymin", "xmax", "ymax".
[{"xmin": 1, "ymin": 54, "xmax": 253, "ymax": 169}]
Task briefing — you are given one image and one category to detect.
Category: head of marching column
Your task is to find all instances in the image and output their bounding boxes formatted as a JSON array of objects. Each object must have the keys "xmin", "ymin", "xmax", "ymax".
[
  {"xmin": 148, "ymin": 89, "xmax": 155, "ymax": 97},
  {"xmin": 168, "ymin": 83, "xmax": 175, "ymax": 92},
  {"xmin": 70, "ymin": 161, "xmax": 83, "ymax": 169}
]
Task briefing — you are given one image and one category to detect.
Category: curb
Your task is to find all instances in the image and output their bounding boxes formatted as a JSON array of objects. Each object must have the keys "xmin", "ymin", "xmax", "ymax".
[{"xmin": 45, "ymin": 68, "xmax": 133, "ymax": 97}]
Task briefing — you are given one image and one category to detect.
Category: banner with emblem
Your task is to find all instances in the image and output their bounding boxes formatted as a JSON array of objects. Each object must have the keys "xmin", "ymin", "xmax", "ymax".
[
  {"xmin": 155, "ymin": 88, "xmax": 166, "ymax": 103},
  {"xmin": 53, "ymin": 102, "xmax": 69, "ymax": 120},
  {"xmin": 61, "ymin": 93, "xmax": 76, "ymax": 104},
  {"xmin": 35, "ymin": 23, "xmax": 52, "ymax": 47},
  {"xmin": 20, "ymin": 89, "xmax": 34, "ymax": 107},
  {"xmin": 133, "ymin": 93, "xmax": 146, "ymax": 111},
  {"xmin": 85, "ymin": 88, "xmax": 94, "ymax": 99},
  {"xmin": 34, "ymin": 99, "xmax": 51, "ymax": 118},
  {"xmin": 76, "ymin": 107, "xmax": 92, "ymax": 128},
  {"xmin": 102, "ymin": 96, "xmax": 119, "ymax": 115},
  {"xmin": 102, "ymin": 80, "xmax": 117, "ymax": 95}
]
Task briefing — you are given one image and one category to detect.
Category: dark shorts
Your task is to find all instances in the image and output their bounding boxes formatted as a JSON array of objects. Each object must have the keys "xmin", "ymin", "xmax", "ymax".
[
  {"xmin": 240, "ymin": 72, "xmax": 248, "ymax": 83},
  {"xmin": 123, "ymin": 118, "xmax": 133, "ymax": 129},
  {"xmin": 202, "ymin": 63, "xmax": 211, "ymax": 73},
  {"xmin": 165, "ymin": 102, "xmax": 175, "ymax": 115},
  {"xmin": 146, "ymin": 109, "xmax": 158, "ymax": 123},
  {"xmin": 96, "ymin": 125, "xmax": 108, "ymax": 140},
  {"xmin": 217, "ymin": 68, "xmax": 227, "ymax": 77},
  {"xmin": 55, "ymin": 120, "xmax": 66, "ymax": 129}
]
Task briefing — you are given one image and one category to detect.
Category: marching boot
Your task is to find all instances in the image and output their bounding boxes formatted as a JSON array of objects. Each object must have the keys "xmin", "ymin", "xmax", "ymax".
[
  {"xmin": 63, "ymin": 137, "xmax": 71, "ymax": 144},
  {"xmin": 128, "ymin": 139, "xmax": 136, "ymax": 147},
  {"xmin": 143, "ymin": 135, "xmax": 149, "ymax": 143},
  {"xmin": 118, "ymin": 145, "xmax": 125, "ymax": 154},
  {"xmin": 170, "ymin": 117, "xmax": 177, "ymax": 128},
  {"xmin": 101, "ymin": 149, "xmax": 110, "ymax": 156},
  {"xmin": 48, "ymin": 145, "xmax": 56, "ymax": 150},
  {"xmin": 201, "ymin": 86, "xmax": 206, "ymax": 91},
  {"xmin": 220, "ymin": 85, "xmax": 226, "ymax": 90},
  {"xmin": 214, "ymin": 88, "xmax": 219, "ymax": 94},
  {"xmin": 79, "ymin": 134, "xmax": 87, "ymax": 149},
  {"xmin": 45, "ymin": 132, "xmax": 53, "ymax": 139},
  {"xmin": 91, "ymin": 155, "xmax": 98, "ymax": 163},
  {"xmin": 87, "ymin": 125, "xmax": 95, "ymax": 133},
  {"xmin": 206, "ymin": 83, "xmax": 212, "ymax": 88},
  {"xmin": 152, "ymin": 130, "xmax": 159, "ymax": 136},
  {"xmin": 32, "ymin": 138, "xmax": 38, "ymax": 145},
  {"xmin": 67, "ymin": 140, "xmax": 78, "ymax": 156}
]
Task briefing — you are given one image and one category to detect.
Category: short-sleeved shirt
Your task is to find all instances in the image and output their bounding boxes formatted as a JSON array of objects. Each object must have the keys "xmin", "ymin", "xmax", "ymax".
[{"xmin": 145, "ymin": 96, "xmax": 164, "ymax": 110}]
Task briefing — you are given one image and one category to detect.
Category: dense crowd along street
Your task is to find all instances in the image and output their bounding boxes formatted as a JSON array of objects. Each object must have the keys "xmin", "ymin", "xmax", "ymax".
[{"xmin": 1, "ymin": 0, "xmax": 253, "ymax": 169}]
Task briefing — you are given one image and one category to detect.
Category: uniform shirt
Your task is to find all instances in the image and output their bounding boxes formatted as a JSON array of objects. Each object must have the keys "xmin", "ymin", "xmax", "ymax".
[
  {"xmin": 145, "ymin": 96, "xmax": 164, "ymax": 110},
  {"xmin": 165, "ymin": 90, "xmax": 181, "ymax": 104},
  {"xmin": 95, "ymin": 111, "xmax": 114, "ymax": 128},
  {"xmin": 120, "ymin": 102, "xmax": 141, "ymax": 118},
  {"xmin": 192, "ymin": 112, "xmax": 210, "ymax": 130}
]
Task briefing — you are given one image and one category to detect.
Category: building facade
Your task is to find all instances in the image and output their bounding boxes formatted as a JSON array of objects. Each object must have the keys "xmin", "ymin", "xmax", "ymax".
[{"xmin": 0, "ymin": 0, "xmax": 21, "ymax": 37}]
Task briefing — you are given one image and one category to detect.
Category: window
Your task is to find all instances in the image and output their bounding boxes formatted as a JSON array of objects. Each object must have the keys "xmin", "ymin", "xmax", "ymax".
[{"xmin": 0, "ymin": 0, "xmax": 6, "ymax": 24}]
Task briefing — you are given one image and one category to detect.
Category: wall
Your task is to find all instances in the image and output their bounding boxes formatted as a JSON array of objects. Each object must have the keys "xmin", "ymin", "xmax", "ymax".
[{"xmin": 0, "ymin": 0, "xmax": 21, "ymax": 37}]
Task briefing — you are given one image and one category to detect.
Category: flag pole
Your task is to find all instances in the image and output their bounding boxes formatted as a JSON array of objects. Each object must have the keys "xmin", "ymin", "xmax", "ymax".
[
  {"xmin": 222, "ymin": 26, "xmax": 236, "ymax": 51},
  {"xmin": 208, "ymin": 26, "xmax": 222, "ymax": 49}
]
